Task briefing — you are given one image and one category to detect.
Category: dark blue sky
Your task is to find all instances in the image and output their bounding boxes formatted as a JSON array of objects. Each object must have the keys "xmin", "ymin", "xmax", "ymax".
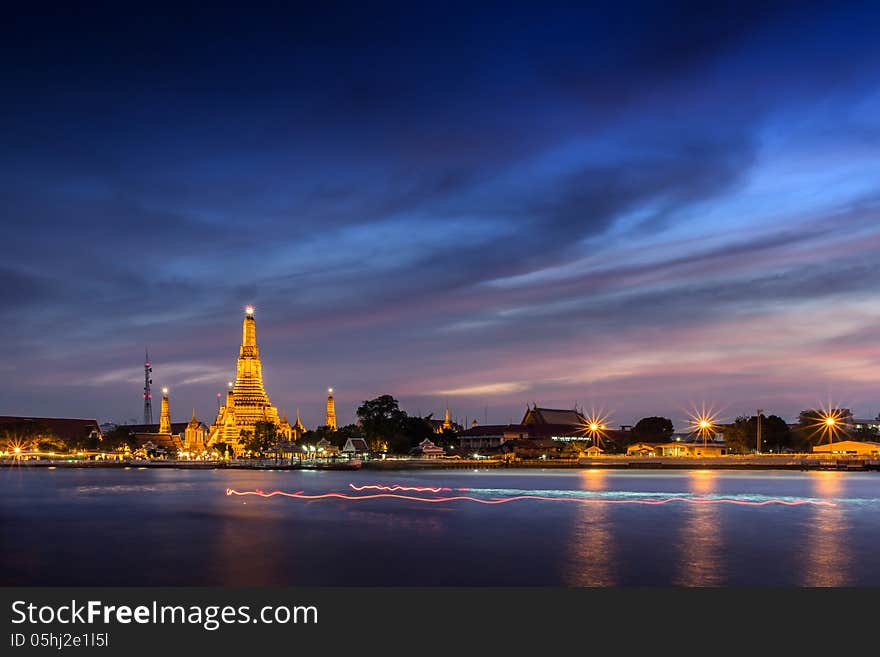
[{"xmin": 2, "ymin": 2, "xmax": 879, "ymax": 429}]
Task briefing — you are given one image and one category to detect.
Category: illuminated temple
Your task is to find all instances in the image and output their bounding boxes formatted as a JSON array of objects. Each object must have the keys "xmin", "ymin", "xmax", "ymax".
[{"xmin": 207, "ymin": 307, "xmax": 281, "ymax": 453}]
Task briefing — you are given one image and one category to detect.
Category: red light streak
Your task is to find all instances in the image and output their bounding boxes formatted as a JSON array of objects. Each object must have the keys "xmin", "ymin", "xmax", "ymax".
[
  {"xmin": 349, "ymin": 484, "xmax": 453, "ymax": 493},
  {"xmin": 225, "ymin": 489, "xmax": 835, "ymax": 507}
]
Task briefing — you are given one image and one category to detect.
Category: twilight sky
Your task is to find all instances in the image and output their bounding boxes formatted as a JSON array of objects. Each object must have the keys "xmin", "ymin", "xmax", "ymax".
[{"xmin": 2, "ymin": 2, "xmax": 880, "ymax": 429}]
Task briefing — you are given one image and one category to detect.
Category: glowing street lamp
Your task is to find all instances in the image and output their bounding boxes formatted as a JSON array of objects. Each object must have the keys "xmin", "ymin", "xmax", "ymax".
[
  {"xmin": 808, "ymin": 406, "xmax": 850, "ymax": 445},
  {"xmin": 688, "ymin": 405, "xmax": 718, "ymax": 447},
  {"xmin": 580, "ymin": 409, "xmax": 610, "ymax": 450}
]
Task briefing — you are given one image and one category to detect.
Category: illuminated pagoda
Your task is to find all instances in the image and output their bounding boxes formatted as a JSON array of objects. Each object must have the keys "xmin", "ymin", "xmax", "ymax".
[
  {"xmin": 293, "ymin": 409, "xmax": 306, "ymax": 440},
  {"xmin": 433, "ymin": 404, "xmax": 455, "ymax": 433},
  {"xmin": 325, "ymin": 388, "xmax": 337, "ymax": 431},
  {"xmin": 158, "ymin": 387, "xmax": 172, "ymax": 434},
  {"xmin": 278, "ymin": 411, "xmax": 293, "ymax": 440},
  {"xmin": 132, "ymin": 387, "xmax": 181, "ymax": 456},
  {"xmin": 277, "ymin": 409, "xmax": 306, "ymax": 441},
  {"xmin": 207, "ymin": 307, "xmax": 281, "ymax": 454},
  {"xmin": 183, "ymin": 409, "xmax": 207, "ymax": 455}
]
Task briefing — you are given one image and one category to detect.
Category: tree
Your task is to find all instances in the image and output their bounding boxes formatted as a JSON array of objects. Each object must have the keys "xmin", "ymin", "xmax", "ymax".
[
  {"xmin": 724, "ymin": 414, "xmax": 792, "ymax": 453},
  {"xmin": 243, "ymin": 422, "xmax": 278, "ymax": 458},
  {"xmin": 793, "ymin": 409, "xmax": 852, "ymax": 450},
  {"xmin": 630, "ymin": 417, "xmax": 674, "ymax": 443},
  {"xmin": 402, "ymin": 415, "xmax": 435, "ymax": 449},
  {"xmin": 333, "ymin": 424, "xmax": 363, "ymax": 448},
  {"xmin": 357, "ymin": 395, "xmax": 408, "ymax": 453},
  {"xmin": 434, "ymin": 427, "xmax": 459, "ymax": 450},
  {"xmin": 104, "ymin": 426, "xmax": 136, "ymax": 453}
]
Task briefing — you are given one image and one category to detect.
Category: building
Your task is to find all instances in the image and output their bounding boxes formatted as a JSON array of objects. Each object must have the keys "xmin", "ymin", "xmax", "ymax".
[
  {"xmin": 654, "ymin": 441, "xmax": 727, "ymax": 457},
  {"xmin": 132, "ymin": 432, "xmax": 182, "ymax": 457},
  {"xmin": 293, "ymin": 410, "xmax": 306, "ymax": 439},
  {"xmin": 417, "ymin": 438, "xmax": 445, "ymax": 458},
  {"xmin": 278, "ymin": 412, "xmax": 294, "ymax": 440},
  {"xmin": 342, "ymin": 437, "xmax": 370, "ymax": 456},
  {"xmin": 158, "ymin": 389, "xmax": 172, "ymax": 434},
  {"xmin": 132, "ymin": 388, "xmax": 181, "ymax": 456},
  {"xmin": 429, "ymin": 407, "xmax": 463, "ymax": 433},
  {"xmin": 207, "ymin": 307, "xmax": 281, "ymax": 454},
  {"xmin": 457, "ymin": 405, "xmax": 596, "ymax": 451},
  {"xmin": 0, "ymin": 415, "xmax": 103, "ymax": 446},
  {"xmin": 851, "ymin": 418, "xmax": 880, "ymax": 434},
  {"xmin": 119, "ymin": 422, "xmax": 190, "ymax": 441},
  {"xmin": 316, "ymin": 437, "xmax": 340, "ymax": 457},
  {"xmin": 182, "ymin": 409, "xmax": 207, "ymax": 455},
  {"xmin": 499, "ymin": 438, "xmax": 564, "ymax": 459},
  {"xmin": 458, "ymin": 422, "xmax": 593, "ymax": 450},
  {"xmin": 626, "ymin": 442, "xmax": 659, "ymax": 456},
  {"xmin": 521, "ymin": 405, "xmax": 589, "ymax": 427},
  {"xmin": 325, "ymin": 388, "xmax": 337, "ymax": 431},
  {"xmin": 812, "ymin": 440, "xmax": 880, "ymax": 457}
]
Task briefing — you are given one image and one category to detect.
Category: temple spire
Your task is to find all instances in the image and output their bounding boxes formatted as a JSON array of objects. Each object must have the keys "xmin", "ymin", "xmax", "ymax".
[
  {"xmin": 206, "ymin": 306, "xmax": 280, "ymax": 455},
  {"xmin": 159, "ymin": 388, "xmax": 171, "ymax": 434},
  {"xmin": 325, "ymin": 388, "xmax": 337, "ymax": 430}
]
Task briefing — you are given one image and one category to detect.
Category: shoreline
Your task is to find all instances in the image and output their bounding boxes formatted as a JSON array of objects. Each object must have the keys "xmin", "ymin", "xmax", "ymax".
[{"xmin": 2, "ymin": 456, "xmax": 879, "ymax": 472}]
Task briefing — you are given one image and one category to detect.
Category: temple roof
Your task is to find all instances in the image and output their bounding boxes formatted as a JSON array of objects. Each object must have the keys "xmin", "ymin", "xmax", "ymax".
[
  {"xmin": 521, "ymin": 406, "xmax": 588, "ymax": 426},
  {"xmin": 0, "ymin": 416, "xmax": 101, "ymax": 442}
]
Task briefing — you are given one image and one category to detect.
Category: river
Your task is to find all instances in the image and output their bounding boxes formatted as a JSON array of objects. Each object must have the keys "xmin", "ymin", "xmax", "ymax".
[{"xmin": 1, "ymin": 467, "xmax": 878, "ymax": 586}]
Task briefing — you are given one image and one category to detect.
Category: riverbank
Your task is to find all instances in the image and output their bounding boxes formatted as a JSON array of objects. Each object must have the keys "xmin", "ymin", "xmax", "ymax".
[{"xmin": 3, "ymin": 455, "xmax": 879, "ymax": 471}]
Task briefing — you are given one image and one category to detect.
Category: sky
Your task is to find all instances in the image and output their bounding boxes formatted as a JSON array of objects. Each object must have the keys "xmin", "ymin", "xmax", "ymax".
[{"xmin": 2, "ymin": 1, "xmax": 880, "ymax": 429}]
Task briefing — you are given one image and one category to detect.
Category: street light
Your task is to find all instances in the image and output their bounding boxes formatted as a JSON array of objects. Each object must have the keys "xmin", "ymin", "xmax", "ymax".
[
  {"xmin": 580, "ymin": 410, "xmax": 609, "ymax": 451},
  {"xmin": 756, "ymin": 408, "xmax": 763, "ymax": 455},
  {"xmin": 689, "ymin": 405, "xmax": 718, "ymax": 448}
]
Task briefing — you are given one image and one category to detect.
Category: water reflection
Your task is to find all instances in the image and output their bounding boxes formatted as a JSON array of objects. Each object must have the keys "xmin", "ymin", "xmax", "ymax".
[
  {"xmin": 208, "ymin": 495, "xmax": 290, "ymax": 585},
  {"xmin": 675, "ymin": 470, "xmax": 724, "ymax": 586},
  {"xmin": 803, "ymin": 472, "xmax": 849, "ymax": 587},
  {"xmin": 566, "ymin": 469, "xmax": 616, "ymax": 586}
]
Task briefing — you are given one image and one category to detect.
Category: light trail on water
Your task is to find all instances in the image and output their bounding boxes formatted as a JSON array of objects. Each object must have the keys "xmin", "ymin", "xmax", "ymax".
[
  {"xmin": 349, "ymin": 484, "xmax": 458, "ymax": 493},
  {"xmin": 225, "ymin": 488, "xmax": 836, "ymax": 507}
]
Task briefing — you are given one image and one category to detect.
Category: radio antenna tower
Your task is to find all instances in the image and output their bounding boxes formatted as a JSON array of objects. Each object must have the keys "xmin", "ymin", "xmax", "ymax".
[{"xmin": 143, "ymin": 349, "xmax": 153, "ymax": 425}]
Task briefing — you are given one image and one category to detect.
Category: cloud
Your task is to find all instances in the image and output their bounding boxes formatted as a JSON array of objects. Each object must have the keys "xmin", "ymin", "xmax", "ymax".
[{"xmin": 433, "ymin": 382, "xmax": 531, "ymax": 397}]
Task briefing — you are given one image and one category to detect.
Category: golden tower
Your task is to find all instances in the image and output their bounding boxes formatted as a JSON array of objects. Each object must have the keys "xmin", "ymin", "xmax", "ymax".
[
  {"xmin": 293, "ymin": 409, "xmax": 306, "ymax": 440},
  {"xmin": 183, "ymin": 408, "xmax": 205, "ymax": 454},
  {"xmin": 207, "ymin": 306, "xmax": 280, "ymax": 453},
  {"xmin": 442, "ymin": 403, "xmax": 452, "ymax": 431},
  {"xmin": 159, "ymin": 388, "xmax": 172, "ymax": 434},
  {"xmin": 278, "ymin": 411, "xmax": 293, "ymax": 440},
  {"xmin": 325, "ymin": 388, "xmax": 337, "ymax": 431}
]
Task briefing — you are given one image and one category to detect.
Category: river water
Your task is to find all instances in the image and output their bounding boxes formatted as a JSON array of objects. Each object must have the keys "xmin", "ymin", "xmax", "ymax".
[{"xmin": 1, "ymin": 467, "xmax": 878, "ymax": 586}]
